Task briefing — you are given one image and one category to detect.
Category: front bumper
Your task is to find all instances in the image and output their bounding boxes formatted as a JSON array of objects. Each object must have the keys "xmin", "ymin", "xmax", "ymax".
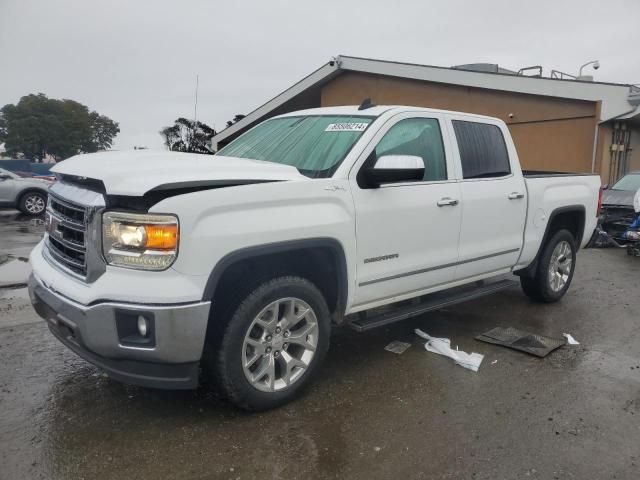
[{"xmin": 28, "ymin": 273, "xmax": 211, "ymax": 389}]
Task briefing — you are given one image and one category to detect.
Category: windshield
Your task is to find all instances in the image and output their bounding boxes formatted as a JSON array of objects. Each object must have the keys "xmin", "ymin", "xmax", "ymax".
[
  {"xmin": 612, "ymin": 173, "xmax": 640, "ymax": 191},
  {"xmin": 216, "ymin": 115, "xmax": 375, "ymax": 178}
]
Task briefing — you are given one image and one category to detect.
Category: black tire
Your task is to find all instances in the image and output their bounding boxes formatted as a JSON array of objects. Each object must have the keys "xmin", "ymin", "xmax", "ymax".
[
  {"xmin": 18, "ymin": 190, "xmax": 47, "ymax": 216},
  {"xmin": 206, "ymin": 276, "xmax": 331, "ymax": 411},
  {"xmin": 520, "ymin": 229, "xmax": 576, "ymax": 303}
]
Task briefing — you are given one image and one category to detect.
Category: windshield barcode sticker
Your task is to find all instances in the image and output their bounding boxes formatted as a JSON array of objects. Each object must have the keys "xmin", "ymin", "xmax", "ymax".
[{"xmin": 325, "ymin": 123, "xmax": 369, "ymax": 132}]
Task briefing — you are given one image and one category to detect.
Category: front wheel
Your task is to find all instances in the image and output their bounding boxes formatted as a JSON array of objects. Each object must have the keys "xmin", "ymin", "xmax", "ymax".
[
  {"xmin": 207, "ymin": 276, "xmax": 331, "ymax": 411},
  {"xmin": 520, "ymin": 229, "xmax": 576, "ymax": 303}
]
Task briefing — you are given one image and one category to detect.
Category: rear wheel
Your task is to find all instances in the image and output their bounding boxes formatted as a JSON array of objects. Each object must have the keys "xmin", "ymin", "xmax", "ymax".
[
  {"xmin": 520, "ymin": 229, "xmax": 576, "ymax": 303},
  {"xmin": 19, "ymin": 191, "xmax": 46, "ymax": 216},
  {"xmin": 207, "ymin": 276, "xmax": 331, "ymax": 411}
]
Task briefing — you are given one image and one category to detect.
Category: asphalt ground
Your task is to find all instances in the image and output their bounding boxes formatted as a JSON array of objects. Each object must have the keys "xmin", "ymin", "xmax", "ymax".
[{"xmin": 1, "ymin": 211, "xmax": 639, "ymax": 479}]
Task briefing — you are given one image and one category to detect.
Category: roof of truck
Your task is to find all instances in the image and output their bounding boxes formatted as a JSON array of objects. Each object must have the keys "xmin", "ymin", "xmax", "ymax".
[{"xmin": 274, "ymin": 105, "xmax": 499, "ymax": 122}]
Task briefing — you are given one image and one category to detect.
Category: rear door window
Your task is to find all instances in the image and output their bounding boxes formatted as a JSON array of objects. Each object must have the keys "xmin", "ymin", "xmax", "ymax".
[{"xmin": 452, "ymin": 121, "xmax": 511, "ymax": 179}]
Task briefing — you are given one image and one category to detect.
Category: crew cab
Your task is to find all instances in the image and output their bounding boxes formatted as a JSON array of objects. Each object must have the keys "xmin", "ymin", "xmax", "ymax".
[{"xmin": 28, "ymin": 106, "xmax": 600, "ymax": 410}]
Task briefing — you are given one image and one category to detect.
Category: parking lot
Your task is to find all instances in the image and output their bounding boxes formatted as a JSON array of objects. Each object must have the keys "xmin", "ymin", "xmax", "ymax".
[{"xmin": 1, "ymin": 211, "xmax": 639, "ymax": 480}]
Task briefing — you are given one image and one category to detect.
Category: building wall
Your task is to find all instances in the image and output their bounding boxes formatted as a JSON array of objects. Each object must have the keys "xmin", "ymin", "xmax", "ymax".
[
  {"xmin": 596, "ymin": 122, "xmax": 640, "ymax": 185},
  {"xmin": 627, "ymin": 126, "xmax": 640, "ymax": 174},
  {"xmin": 321, "ymin": 72, "xmax": 600, "ymax": 174},
  {"xmin": 595, "ymin": 123, "xmax": 614, "ymax": 183}
]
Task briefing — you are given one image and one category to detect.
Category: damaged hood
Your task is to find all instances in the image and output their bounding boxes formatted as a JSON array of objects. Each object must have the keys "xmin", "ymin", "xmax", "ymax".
[
  {"xmin": 51, "ymin": 151, "xmax": 308, "ymax": 196},
  {"xmin": 602, "ymin": 189, "xmax": 635, "ymax": 208}
]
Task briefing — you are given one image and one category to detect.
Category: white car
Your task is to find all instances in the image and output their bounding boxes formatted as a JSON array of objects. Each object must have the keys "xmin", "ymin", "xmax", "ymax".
[
  {"xmin": 0, "ymin": 167, "xmax": 50, "ymax": 215},
  {"xmin": 28, "ymin": 106, "xmax": 600, "ymax": 410}
]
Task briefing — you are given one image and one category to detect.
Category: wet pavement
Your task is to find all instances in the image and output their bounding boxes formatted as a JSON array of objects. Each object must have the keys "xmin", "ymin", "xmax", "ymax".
[
  {"xmin": 0, "ymin": 210, "xmax": 43, "ymax": 289},
  {"xmin": 1, "ymin": 212, "xmax": 640, "ymax": 479}
]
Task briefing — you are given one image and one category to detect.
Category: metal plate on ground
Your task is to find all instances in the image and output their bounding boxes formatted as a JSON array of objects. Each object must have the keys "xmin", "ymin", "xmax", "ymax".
[
  {"xmin": 475, "ymin": 327, "xmax": 566, "ymax": 358},
  {"xmin": 384, "ymin": 340, "xmax": 411, "ymax": 354}
]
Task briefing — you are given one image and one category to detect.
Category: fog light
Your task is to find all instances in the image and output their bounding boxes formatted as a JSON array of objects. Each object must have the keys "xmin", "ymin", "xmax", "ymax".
[
  {"xmin": 137, "ymin": 316, "xmax": 148, "ymax": 337},
  {"xmin": 116, "ymin": 311, "xmax": 155, "ymax": 347}
]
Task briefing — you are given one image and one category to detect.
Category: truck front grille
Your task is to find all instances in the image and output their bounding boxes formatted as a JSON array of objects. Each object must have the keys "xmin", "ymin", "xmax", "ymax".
[{"xmin": 45, "ymin": 193, "xmax": 90, "ymax": 278}]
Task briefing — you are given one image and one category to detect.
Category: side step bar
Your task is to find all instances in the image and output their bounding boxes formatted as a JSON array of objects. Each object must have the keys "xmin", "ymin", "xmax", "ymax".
[{"xmin": 347, "ymin": 279, "xmax": 518, "ymax": 332}]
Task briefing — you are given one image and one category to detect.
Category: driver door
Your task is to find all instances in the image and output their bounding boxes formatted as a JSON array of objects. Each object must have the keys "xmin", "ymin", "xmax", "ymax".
[{"xmin": 349, "ymin": 113, "xmax": 462, "ymax": 309}]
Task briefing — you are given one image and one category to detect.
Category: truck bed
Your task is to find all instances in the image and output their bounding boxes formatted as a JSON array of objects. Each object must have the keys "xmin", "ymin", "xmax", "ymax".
[{"xmin": 516, "ymin": 172, "xmax": 601, "ymax": 270}]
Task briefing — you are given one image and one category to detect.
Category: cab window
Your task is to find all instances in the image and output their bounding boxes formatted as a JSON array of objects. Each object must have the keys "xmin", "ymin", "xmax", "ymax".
[
  {"xmin": 374, "ymin": 118, "xmax": 447, "ymax": 182},
  {"xmin": 452, "ymin": 121, "xmax": 511, "ymax": 179}
]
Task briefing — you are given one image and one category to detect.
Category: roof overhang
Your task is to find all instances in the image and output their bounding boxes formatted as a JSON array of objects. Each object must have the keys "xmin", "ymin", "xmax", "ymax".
[
  {"xmin": 212, "ymin": 55, "xmax": 636, "ymax": 148},
  {"xmin": 212, "ymin": 62, "xmax": 339, "ymax": 147}
]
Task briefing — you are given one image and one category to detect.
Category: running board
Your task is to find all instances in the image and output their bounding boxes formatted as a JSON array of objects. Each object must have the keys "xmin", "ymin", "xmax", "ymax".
[{"xmin": 347, "ymin": 279, "xmax": 518, "ymax": 332}]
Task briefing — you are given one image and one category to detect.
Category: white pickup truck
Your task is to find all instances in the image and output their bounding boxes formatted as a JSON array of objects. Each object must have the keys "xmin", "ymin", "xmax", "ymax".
[{"xmin": 29, "ymin": 105, "xmax": 600, "ymax": 410}]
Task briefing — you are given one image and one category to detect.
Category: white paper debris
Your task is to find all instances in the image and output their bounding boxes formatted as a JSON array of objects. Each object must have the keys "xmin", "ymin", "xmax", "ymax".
[
  {"xmin": 384, "ymin": 340, "xmax": 411, "ymax": 354},
  {"xmin": 491, "ymin": 360, "xmax": 498, "ymax": 365},
  {"xmin": 562, "ymin": 333, "xmax": 580, "ymax": 345},
  {"xmin": 415, "ymin": 329, "xmax": 484, "ymax": 372}
]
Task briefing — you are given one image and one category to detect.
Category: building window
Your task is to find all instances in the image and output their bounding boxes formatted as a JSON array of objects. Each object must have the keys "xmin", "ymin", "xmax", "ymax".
[{"xmin": 452, "ymin": 121, "xmax": 511, "ymax": 179}]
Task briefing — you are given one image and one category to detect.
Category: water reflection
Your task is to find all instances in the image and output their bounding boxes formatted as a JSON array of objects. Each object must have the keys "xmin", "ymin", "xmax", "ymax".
[{"xmin": 42, "ymin": 347, "xmax": 352, "ymax": 479}]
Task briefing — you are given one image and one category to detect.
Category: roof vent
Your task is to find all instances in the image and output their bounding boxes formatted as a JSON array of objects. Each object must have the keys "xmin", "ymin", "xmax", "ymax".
[{"xmin": 451, "ymin": 63, "xmax": 517, "ymax": 75}]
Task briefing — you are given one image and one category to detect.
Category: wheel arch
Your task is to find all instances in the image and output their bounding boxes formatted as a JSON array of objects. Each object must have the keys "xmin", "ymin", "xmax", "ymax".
[
  {"xmin": 515, "ymin": 205, "xmax": 585, "ymax": 278},
  {"xmin": 202, "ymin": 238, "xmax": 349, "ymax": 322}
]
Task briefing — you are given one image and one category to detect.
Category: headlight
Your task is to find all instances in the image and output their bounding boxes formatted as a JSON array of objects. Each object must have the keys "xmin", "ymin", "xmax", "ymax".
[{"xmin": 102, "ymin": 212, "xmax": 179, "ymax": 270}]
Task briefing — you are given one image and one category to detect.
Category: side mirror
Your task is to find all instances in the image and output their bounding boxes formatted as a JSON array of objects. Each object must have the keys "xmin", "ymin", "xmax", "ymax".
[
  {"xmin": 362, "ymin": 155, "xmax": 425, "ymax": 188},
  {"xmin": 634, "ymin": 189, "xmax": 640, "ymax": 214}
]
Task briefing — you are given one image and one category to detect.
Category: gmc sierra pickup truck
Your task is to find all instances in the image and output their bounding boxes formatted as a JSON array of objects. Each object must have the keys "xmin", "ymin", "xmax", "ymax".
[{"xmin": 29, "ymin": 105, "xmax": 600, "ymax": 410}]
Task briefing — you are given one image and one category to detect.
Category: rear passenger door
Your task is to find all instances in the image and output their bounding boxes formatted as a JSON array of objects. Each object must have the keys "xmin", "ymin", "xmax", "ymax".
[{"xmin": 449, "ymin": 117, "xmax": 527, "ymax": 280}]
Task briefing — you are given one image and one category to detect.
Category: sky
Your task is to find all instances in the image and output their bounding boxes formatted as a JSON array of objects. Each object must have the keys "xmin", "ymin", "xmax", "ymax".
[{"xmin": 1, "ymin": 0, "xmax": 639, "ymax": 151}]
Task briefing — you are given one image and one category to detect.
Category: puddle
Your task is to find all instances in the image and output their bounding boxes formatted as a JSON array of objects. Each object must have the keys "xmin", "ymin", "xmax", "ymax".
[{"xmin": 0, "ymin": 258, "xmax": 31, "ymax": 288}]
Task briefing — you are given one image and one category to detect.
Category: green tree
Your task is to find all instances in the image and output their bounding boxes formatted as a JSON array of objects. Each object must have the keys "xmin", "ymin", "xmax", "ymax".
[
  {"xmin": 160, "ymin": 117, "xmax": 216, "ymax": 154},
  {"xmin": 87, "ymin": 112, "xmax": 120, "ymax": 152},
  {"xmin": 0, "ymin": 93, "xmax": 120, "ymax": 162},
  {"xmin": 226, "ymin": 114, "xmax": 245, "ymax": 128}
]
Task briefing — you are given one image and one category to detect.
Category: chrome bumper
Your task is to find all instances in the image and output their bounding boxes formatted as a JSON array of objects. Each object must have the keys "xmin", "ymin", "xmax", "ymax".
[{"xmin": 28, "ymin": 273, "xmax": 211, "ymax": 389}]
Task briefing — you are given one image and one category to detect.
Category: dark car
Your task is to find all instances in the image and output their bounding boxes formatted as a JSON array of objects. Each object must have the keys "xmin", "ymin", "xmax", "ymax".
[{"xmin": 601, "ymin": 171, "xmax": 640, "ymax": 240}]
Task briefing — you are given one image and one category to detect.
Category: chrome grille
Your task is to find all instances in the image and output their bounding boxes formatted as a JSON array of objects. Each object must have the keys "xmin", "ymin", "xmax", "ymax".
[
  {"xmin": 43, "ymin": 182, "xmax": 106, "ymax": 282},
  {"xmin": 45, "ymin": 193, "xmax": 89, "ymax": 277}
]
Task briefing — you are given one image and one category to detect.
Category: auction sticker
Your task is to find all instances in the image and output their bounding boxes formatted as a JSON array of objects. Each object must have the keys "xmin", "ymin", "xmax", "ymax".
[{"xmin": 325, "ymin": 123, "xmax": 369, "ymax": 132}]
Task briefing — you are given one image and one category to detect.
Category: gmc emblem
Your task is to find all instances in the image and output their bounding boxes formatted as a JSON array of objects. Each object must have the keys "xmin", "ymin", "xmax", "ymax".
[{"xmin": 45, "ymin": 212, "xmax": 63, "ymax": 242}]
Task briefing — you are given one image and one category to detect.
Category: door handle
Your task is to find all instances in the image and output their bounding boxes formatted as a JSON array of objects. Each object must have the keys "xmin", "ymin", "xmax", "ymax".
[
  {"xmin": 437, "ymin": 197, "xmax": 459, "ymax": 207},
  {"xmin": 508, "ymin": 192, "xmax": 525, "ymax": 200}
]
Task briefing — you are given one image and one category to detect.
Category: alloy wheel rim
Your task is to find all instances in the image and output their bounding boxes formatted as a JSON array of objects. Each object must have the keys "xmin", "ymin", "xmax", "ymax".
[
  {"xmin": 25, "ymin": 195, "xmax": 45, "ymax": 214},
  {"xmin": 548, "ymin": 240, "xmax": 573, "ymax": 292},
  {"xmin": 242, "ymin": 297, "xmax": 318, "ymax": 392}
]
